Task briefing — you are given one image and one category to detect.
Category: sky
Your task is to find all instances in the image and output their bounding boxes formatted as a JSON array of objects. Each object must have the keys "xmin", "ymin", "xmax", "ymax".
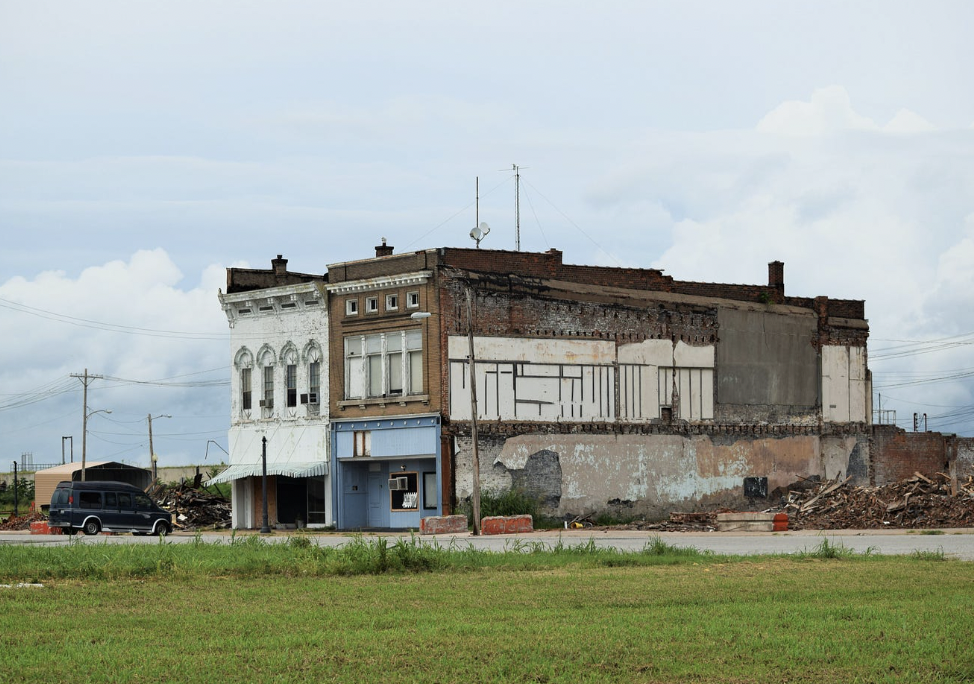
[{"xmin": 1, "ymin": 1, "xmax": 973, "ymax": 471}]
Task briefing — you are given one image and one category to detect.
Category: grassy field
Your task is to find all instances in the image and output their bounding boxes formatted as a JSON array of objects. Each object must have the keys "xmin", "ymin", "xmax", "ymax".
[{"xmin": 1, "ymin": 536, "xmax": 972, "ymax": 683}]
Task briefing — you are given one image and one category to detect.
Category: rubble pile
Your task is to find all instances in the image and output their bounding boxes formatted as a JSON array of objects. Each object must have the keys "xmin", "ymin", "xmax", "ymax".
[
  {"xmin": 785, "ymin": 472, "xmax": 974, "ymax": 530},
  {"xmin": 148, "ymin": 481, "xmax": 232, "ymax": 530},
  {"xmin": 0, "ymin": 512, "xmax": 45, "ymax": 531},
  {"xmin": 605, "ymin": 511, "xmax": 719, "ymax": 532}
]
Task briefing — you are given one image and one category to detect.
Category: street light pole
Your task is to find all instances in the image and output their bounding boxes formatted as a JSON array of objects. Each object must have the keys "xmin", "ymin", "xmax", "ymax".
[
  {"xmin": 260, "ymin": 436, "xmax": 271, "ymax": 534},
  {"xmin": 82, "ymin": 409, "xmax": 111, "ymax": 482},
  {"xmin": 148, "ymin": 414, "xmax": 172, "ymax": 481}
]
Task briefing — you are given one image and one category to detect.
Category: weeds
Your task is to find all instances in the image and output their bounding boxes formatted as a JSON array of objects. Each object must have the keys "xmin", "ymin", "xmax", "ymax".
[
  {"xmin": 796, "ymin": 537, "xmax": 875, "ymax": 560},
  {"xmin": 912, "ymin": 547, "xmax": 947, "ymax": 561}
]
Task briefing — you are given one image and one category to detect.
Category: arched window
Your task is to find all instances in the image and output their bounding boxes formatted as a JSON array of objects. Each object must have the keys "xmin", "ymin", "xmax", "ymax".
[
  {"xmin": 257, "ymin": 346, "xmax": 276, "ymax": 412},
  {"xmin": 282, "ymin": 344, "xmax": 298, "ymax": 408},
  {"xmin": 305, "ymin": 342, "xmax": 323, "ymax": 406},
  {"xmin": 234, "ymin": 349, "xmax": 254, "ymax": 412}
]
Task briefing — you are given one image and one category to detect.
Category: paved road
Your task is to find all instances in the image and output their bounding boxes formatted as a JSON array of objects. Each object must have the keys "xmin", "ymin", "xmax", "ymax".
[{"xmin": 3, "ymin": 528, "xmax": 974, "ymax": 560}]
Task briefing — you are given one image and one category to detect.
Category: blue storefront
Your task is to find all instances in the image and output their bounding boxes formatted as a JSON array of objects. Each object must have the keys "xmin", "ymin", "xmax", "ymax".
[{"xmin": 331, "ymin": 414, "xmax": 442, "ymax": 530}]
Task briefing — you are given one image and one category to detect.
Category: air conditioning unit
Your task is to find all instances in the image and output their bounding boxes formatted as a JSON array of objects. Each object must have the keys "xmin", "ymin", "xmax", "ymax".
[
  {"xmin": 259, "ymin": 399, "xmax": 273, "ymax": 408},
  {"xmin": 308, "ymin": 392, "xmax": 318, "ymax": 404},
  {"xmin": 300, "ymin": 394, "xmax": 308, "ymax": 404},
  {"xmin": 388, "ymin": 476, "xmax": 408, "ymax": 491}
]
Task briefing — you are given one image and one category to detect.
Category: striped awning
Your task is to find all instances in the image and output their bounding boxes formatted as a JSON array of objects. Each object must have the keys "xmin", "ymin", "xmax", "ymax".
[{"xmin": 207, "ymin": 461, "xmax": 328, "ymax": 485}]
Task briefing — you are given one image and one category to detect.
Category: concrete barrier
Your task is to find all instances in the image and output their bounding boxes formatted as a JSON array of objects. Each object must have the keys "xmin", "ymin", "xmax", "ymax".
[
  {"xmin": 420, "ymin": 514, "xmax": 469, "ymax": 535},
  {"xmin": 29, "ymin": 521, "xmax": 62, "ymax": 535},
  {"xmin": 481, "ymin": 515, "xmax": 533, "ymax": 535},
  {"xmin": 717, "ymin": 512, "xmax": 788, "ymax": 532}
]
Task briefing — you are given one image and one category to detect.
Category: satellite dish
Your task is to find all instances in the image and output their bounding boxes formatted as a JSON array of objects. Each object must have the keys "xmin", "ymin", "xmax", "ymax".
[{"xmin": 469, "ymin": 222, "xmax": 490, "ymax": 248}]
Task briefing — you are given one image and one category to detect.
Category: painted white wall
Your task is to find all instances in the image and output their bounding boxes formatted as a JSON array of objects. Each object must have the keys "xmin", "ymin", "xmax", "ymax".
[
  {"xmin": 220, "ymin": 282, "xmax": 332, "ymax": 526},
  {"xmin": 450, "ymin": 335, "xmax": 716, "ymax": 423},
  {"xmin": 822, "ymin": 345, "xmax": 868, "ymax": 423}
]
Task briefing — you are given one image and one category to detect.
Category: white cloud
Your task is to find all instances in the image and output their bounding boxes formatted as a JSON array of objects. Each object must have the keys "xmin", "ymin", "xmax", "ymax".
[
  {"xmin": 0, "ymin": 250, "xmax": 229, "ymax": 467},
  {"xmin": 757, "ymin": 86, "xmax": 879, "ymax": 136},
  {"xmin": 884, "ymin": 109, "xmax": 937, "ymax": 133}
]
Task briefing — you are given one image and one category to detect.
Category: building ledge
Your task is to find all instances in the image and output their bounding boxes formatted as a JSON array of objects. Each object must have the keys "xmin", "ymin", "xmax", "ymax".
[{"xmin": 338, "ymin": 395, "xmax": 430, "ymax": 410}]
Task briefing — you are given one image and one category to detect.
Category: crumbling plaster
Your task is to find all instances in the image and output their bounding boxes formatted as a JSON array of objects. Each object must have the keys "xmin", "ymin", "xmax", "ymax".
[{"xmin": 454, "ymin": 431, "xmax": 862, "ymax": 518}]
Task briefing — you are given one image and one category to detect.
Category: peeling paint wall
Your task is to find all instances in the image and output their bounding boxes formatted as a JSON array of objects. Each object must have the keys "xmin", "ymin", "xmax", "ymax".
[
  {"xmin": 448, "ymin": 335, "xmax": 716, "ymax": 423},
  {"xmin": 454, "ymin": 430, "xmax": 862, "ymax": 518},
  {"xmin": 822, "ymin": 345, "xmax": 868, "ymax": 423}
]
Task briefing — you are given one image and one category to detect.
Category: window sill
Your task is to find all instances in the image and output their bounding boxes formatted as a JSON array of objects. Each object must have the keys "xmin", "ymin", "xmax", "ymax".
[{"xmin": 339, "ymin": 394, "xmax": 429, "ymax": 409}]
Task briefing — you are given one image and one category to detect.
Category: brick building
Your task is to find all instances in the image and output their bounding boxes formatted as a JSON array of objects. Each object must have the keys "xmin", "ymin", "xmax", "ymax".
[{"xmin": 216, "ymin": 244, "xmax": 883, "ymax": 529}]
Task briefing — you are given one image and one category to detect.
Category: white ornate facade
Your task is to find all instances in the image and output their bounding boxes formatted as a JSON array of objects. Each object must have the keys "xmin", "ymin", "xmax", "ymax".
[{"xmin": 215, "ymin": 280, "xmax": 332, "ymax": 528}]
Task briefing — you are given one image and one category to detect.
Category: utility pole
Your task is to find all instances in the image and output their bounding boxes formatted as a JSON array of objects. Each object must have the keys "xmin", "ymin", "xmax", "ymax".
[
  {"xmin": 147, "ymin": 414, "xmax": 171, "ymax": 481},
  {"xmin": 71, "ymin": 369, "xmax": 103, "ymax": 481},
  {"xmin": 466, "ymin": 286, "xmax": 482, "ymax": 535},
  {"xmin": 149, "ymin": 414, "xmax": 156, "ymax": 480}
]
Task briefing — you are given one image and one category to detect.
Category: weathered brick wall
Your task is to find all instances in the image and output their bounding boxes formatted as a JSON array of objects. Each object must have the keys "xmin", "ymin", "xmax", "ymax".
[{"xmin": 871, "ymin": 426, "xmax": 948, "ymax": 485}]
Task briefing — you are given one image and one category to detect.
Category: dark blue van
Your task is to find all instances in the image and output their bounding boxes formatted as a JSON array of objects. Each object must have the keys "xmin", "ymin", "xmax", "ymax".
[{"xmin": 48, "ymin": 480, "xmax": 172, "ymax": 536}]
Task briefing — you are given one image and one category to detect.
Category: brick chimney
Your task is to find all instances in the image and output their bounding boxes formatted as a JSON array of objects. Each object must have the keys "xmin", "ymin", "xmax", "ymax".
[
  {"xmin": 768, "ymin": 261, "xmax": 784, "ymax": 293},
  {"xmin": 272, "ymin": 254, "xmax": 288, "ymax": 276},
  {"xmin": 375, "ymin": 238, "xmax": 394, "ymax": 258}
]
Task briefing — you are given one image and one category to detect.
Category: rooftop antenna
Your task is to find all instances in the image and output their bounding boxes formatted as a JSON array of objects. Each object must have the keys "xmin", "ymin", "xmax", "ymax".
[
  {"xmin": 470, "ymin": 176, "xmax": 490, "ymax": 248},
  {"xmin": 513, "ymin": 164, "xmax": 521, "ymax": 251}
]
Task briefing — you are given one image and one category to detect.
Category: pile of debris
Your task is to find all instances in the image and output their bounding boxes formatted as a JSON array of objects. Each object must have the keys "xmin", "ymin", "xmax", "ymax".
[
  {"xmin": 784, "ymin": 472, "xmax": 974, "ymax": 530},
  {"xmin": 148, "ymin": 480, "xmax": 232, "ymax": 530},
  {"xmin": 601, "ymin": 511, "xmax": 719, "ymax": 532},
  {"xmin": 0, "ymin": 512, "xmax": 45, "ymax": 531}
]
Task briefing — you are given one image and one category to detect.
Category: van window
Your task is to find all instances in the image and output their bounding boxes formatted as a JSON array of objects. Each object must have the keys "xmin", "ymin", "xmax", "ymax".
[
  {"xmin": 134, "ymin": 493, "xmax": 153, "ymax": 510},
  {"xmin": 79, "ymin": 492, "xmax": 102, "ymax": 509},
  {"xmin": 118, "ymin": 493, "xmax": 132, "ymax": 508},
  {"xmin": 54, "ymin": 490, "xmax": 68, "ymax": 506},
  {"xmin": 105, "ymin": 492, "xmax": 117, "ymax": 508}
]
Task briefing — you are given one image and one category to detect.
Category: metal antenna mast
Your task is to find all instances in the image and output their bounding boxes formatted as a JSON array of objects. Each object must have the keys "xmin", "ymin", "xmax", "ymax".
[{"xmin": 513, "ymin": 164, "xmax": 521, "ymax": 251}]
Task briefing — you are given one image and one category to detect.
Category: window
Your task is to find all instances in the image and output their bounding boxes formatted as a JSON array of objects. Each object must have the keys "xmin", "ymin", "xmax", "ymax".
[
  {"xmin": 406, "ymin": 291, "xmax": 420, "ymax": 309},
  {"xmin": 407, "ymin": 329, "xmax": 423, "ymax": 394},
  {"xmin": 353, "ymin": 430, "xmax": 371, "ymax": 456},
  {"xmin": 386, "ymin": 293, "xmax": 399, "ymax": 311},
  {"xmin": 79, "ymin": 492, "xmax": 102, "ymax": 509},
  {"xmin": 423, "ymin": 472, "xmax": 438, "ymax": 510},
  {"xmin": 118, "ymin": 493, "xmax": 132, "ymax": 509},
  {"xmin": 344, "ymin": 330, "xmax": 424, "ymax": 399},
  {"xmin": 262, "ymin": 365, "xmax": 274, "ymax": 409},
  {"xmin": 105, "ymin": 492, "xmax": 117, "ymax": 508},
  {"xmin": 346, "ymin": 299, "xmax": 358, "ymax": 316},
  {"xmin": 309, "ymin": 361, "xmax": 320, "ymax": 404},
  {"xmin": 286, "ymin": 363, "xmax": 297, "ymax": 408},
  {"xmin": 366, "ymin": 296, "xmax": 379, "ymax": 313},
  {"xmin": 241, "ymin": 368, "xmax": 252, "ymax": 410}
]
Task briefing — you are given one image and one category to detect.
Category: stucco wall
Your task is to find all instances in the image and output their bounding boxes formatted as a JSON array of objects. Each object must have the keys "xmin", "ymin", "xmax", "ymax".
[
  {"xmin": 454, "ymin": 430, "xmax": 862, "ymax": 519},
  {"xmin": 716, "ymin": 308, "xmax": 818, "ymax": 408}
]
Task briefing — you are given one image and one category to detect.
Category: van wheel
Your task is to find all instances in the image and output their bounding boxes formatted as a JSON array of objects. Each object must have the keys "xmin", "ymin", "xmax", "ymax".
[
  {"xmin": 154, "ymin": 522, "xmax": 171, "ymax": 537},
  {"xmin": 83, "ymin": 520, "xmax": 100, "ymax": 536}
]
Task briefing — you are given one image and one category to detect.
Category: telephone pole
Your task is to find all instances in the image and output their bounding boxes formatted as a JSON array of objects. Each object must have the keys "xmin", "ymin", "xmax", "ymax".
[{"xmin": 70, "ymin": 369, "xmax": 103, "ymax": 481}]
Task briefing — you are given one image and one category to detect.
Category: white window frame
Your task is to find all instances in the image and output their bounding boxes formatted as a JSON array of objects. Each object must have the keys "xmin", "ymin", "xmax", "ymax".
[
  {"xmin": 346, "ymin": 299, "xmax": 359, "ymax": 316},
  {"xmin": 365, "ymin": 296, "xmax": 379, "ymax": 314},
  {"xmin": 406, "ymin": 291, "xmax": 420, "ymax": 309},
  {"xmin": 386, "ymin": 293, "xmax": 399, "ymax": 311},
  {"xmin": 344, "ymin": 330, "xmax": 424, "ymax": 399}
]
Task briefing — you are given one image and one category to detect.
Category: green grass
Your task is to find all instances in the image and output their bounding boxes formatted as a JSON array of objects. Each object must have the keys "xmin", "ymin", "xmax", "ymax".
[{"xmin": 1, "ymin": 537, "xmax": 973, "ymax": 682}]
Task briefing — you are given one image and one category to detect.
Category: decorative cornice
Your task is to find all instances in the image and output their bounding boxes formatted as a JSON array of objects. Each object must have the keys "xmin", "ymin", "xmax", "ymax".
[{"xmin": 327, "ymin": 271, "xmax": 431, "ymax": 296}]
